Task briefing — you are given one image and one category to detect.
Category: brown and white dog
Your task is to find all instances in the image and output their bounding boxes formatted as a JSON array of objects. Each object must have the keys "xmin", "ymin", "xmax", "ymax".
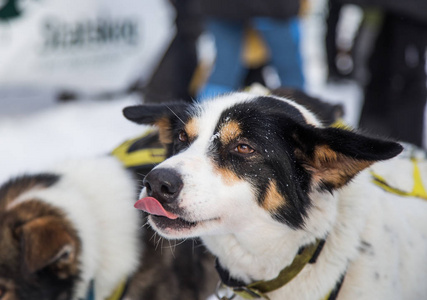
[
  {"xmin": 0, "ymin": 157, "xmax": 218, "ymax": 300},
  {"xmin": 123, "ymin": 92, "xmax": 427, "ymax": 299},
  {"xmin": 0, "ymin": 155, "xmax": 218, "ymax": 300},
  {"xmin": 0, "ymin": 157, "xmax": 140, "ymax": 300}
]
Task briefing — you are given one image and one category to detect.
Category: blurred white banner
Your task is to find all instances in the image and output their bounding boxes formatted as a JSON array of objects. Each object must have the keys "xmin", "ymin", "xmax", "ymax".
[{"xmin": 0, "ymin": 0, "xmax": 175, "ymax": 93}]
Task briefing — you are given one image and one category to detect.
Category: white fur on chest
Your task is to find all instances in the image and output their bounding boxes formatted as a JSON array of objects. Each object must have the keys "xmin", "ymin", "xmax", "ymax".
[{"xmin": 204, "ymin": 169, "xmax": 427, "ymax": 300}]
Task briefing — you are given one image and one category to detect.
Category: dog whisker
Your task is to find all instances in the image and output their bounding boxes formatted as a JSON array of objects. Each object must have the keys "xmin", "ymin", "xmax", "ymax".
[
  {"xmin": 136, "ymin": 173, "xmax": 147, "ymax": 179},
  {"xmin": 165, "ymin": 104, "xmax": 185, "ymax": 125},
  {"xmin": 165, "ymin": 240, "xmax": 176, "ymax": 258}
]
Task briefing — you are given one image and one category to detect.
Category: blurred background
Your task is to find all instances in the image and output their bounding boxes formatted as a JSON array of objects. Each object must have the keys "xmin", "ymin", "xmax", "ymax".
[{"xmin": 0, "ymin": 0, "xmax": 426, "ymax": 182}]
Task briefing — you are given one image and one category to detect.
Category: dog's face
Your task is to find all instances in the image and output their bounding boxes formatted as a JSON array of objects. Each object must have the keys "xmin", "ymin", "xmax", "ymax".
[
  {"xmin": 124, "ymin": 93, "xmax": 402, "ymax": 240},
  {"xmin": 0, "ymin": 175, "xmax": 80, "ymax": 300}
]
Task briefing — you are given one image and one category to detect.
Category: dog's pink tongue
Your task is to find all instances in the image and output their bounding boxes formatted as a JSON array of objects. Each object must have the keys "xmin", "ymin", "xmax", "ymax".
[{"xmin": 134, "ymin": 197, "xmax": 179, "ymax": 219}]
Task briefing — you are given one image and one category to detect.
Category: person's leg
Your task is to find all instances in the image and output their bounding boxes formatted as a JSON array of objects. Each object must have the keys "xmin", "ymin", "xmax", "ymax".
[
  {"xmin": 358, "ymin": 14, "xmax": 391, "ymax": 137},
  {"xmin": 143, "ymin": 0, "xmax": 202, "ymax": 103},
  {"xmin": 254, "ymin": 17, "xmax": 305, "ymax": 90},
  {"xmin": 385, "ymin": 15, "xmax": 427, "ymax": 147},
  {"xmin": 325, "ymin": 0, "xmax": 342, "ymax": 80},
  {"xmin": 359, "ymin": 13, "xmax": 427, "ymax": 147},
  {"xmin": 197, "ymin": 19, "xmax": 245, "ymax": 101}
]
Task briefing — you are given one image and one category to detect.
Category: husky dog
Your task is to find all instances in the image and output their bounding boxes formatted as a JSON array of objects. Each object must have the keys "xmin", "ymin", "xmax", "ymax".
[{"xmin": 123, "ymin": 93, "xmax": 427, "ymax": 300}]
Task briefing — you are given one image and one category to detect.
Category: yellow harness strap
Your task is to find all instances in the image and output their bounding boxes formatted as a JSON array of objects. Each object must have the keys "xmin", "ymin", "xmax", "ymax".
[
  {"xmin": 330, "ymin": 120, "xmax": 427, "ymax": 200},
  {"xmin": 371, "ymin": 158, "xmax": 427, "ymax": 200},
  {"xmin": 105, "ymin": 279, "xmax": 127, "ymax": 300},
  {"xmin": 330, "ymin": 119, "xmax": 351, "ymax": 130},
  {"xmin": 111, "ymin": 131, "xmax": 166, "ymax": 168},
  {"xmin": 321, "ymin": 292, "xmax": 331, "ymax": 300}
]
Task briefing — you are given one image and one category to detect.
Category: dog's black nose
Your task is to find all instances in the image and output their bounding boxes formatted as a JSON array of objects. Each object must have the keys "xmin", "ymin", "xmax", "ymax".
[{"xmin": 143, "ymin": 168, "xmax": 183, "ymax": 203}]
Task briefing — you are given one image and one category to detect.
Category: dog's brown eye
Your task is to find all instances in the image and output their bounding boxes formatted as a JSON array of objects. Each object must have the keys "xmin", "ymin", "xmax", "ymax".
[
  {"xmin": 235, "ymin": 144, "xmax": 255, "ymax": 154},
  {"xmin": 0, "ymin": 286, "xmax": 5, "ymax": 299},
  {"xmin": 178, "ymin": 131, "xmax": 188, "ymax": 143}
]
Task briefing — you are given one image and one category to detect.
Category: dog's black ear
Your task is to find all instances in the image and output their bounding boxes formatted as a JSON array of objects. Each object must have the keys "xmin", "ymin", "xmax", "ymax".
[
  {"xmin": 123, "ymin": 103, "xmax": 189, "ymax": 125},
  {"xmin": 293, "ymin": 126, "xmax": 403, "ymax": 190},
  {"xmin": 123, "ymin": 103, "xmax": 189, "ymax": 145},
  {"xmin": 19, "ymin": 216, "xmax": 78, "ymax": 278}
]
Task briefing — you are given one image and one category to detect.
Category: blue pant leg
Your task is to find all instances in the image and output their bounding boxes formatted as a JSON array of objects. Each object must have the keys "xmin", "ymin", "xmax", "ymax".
[
  {"xmin": 197, "ymin": 19, "xmax": 245, "ymax": 101},
  {"xmin": 254, "ymin": 17, "xmax": 305, "ymax": 90}
]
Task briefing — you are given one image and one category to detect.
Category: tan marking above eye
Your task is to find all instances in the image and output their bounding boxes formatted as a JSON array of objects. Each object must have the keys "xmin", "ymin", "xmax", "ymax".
[
  {"xmin": 219, "ymin": 120, "xmax": 242, "ymax": 145},
  {"xmin": 155, "ymin": 117, "xmax": 173, "ymax": 145},
  {"xmin": 184, "ymin": 118, "xmax": 199, "ymax": 140}
]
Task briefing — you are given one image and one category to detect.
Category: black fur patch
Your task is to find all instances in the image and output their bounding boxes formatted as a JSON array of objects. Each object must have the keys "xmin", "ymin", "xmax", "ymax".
[
  {"xmin": 208, "ymin": 97, "xmax": 313, "ymax": 229},
  {"xmin": 205, "ymin": 96, "xmax": 402, "ymax": 228}
]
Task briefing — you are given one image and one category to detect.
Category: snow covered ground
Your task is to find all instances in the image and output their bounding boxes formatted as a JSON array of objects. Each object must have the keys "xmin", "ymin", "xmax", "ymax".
[
  {"xmin": 0, "ymin": 95, "xmax": 147, "ymax": 183},
  {"xmin": 0, "ymin": 1, "xmax": 365, "ymax": 184}
]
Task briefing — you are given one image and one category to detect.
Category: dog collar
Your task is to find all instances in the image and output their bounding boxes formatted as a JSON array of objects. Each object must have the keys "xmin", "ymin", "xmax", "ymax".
[
  {"xmin": 214, "ymin": 239, "xmax": 327, "ymax": 299},
  {"xmin": 84, "ymin": 278, "xmax": 129, "ymax": 300}
]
